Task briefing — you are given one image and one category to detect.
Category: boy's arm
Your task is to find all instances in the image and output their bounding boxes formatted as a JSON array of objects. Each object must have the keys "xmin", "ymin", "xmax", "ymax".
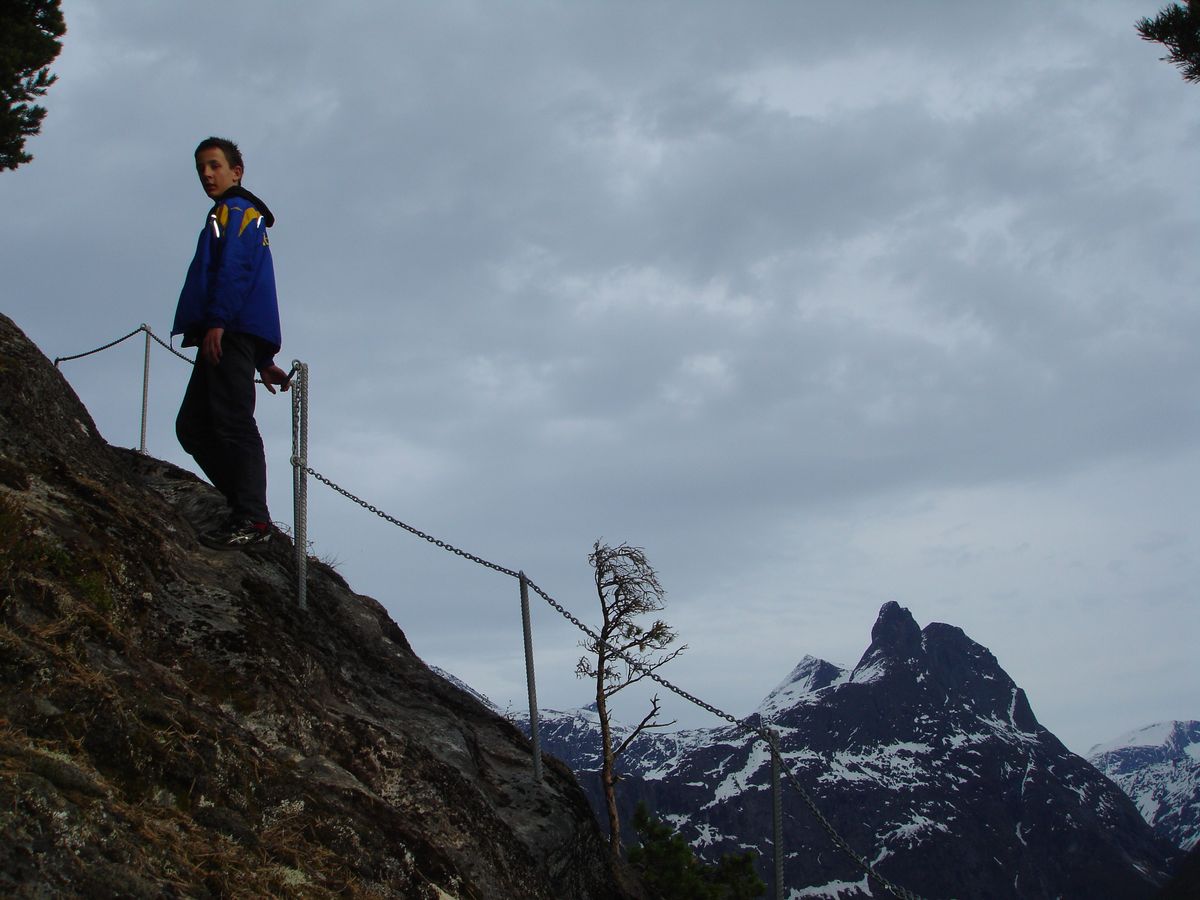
[{"xmin": 206, "ymin": 202, "xmax": 268, "ymax": 329}]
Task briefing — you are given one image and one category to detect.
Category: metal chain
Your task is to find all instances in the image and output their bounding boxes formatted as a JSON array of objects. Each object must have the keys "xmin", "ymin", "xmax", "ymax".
[
  {"xmin": 60, "ymin": 323, "xmax": 295, "ymax": 386},
  {"xmin": 522, "ymin": 572, "xmax": 747, "ymax": 728},
  {"xmin": 144, "ymin": 327, "xmax": 197, "ymax": 364},
  {"xmin": 145, "ymin": 326, "xmax": 284, "ymax": 388},
  {"xmin": 56, "ymin": 324, "xmax": 192, "ymax": 367},
  {"xmin": 303, "ymin": 464, "xmax": 744, "ymax": 729},
  {"xmin": 303, "ymin": 465, "xmax": 923, "ymax": 900},
  {"xmin": 773, "ymin": 751, "xmax": 923, "ymax": 900},
  {"xmin": 54, "ymin": 325, "xmax": 145, "ymax": 366},
  {"xmin": 303, "ymin": 466, "xmax": 521, "ymax": 579}
]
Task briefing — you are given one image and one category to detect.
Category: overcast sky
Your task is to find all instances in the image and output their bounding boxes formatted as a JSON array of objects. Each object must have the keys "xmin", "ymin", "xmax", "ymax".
[{"xmin": 3, "ymin": 1, "xmax": 1197, "ymax": 754}]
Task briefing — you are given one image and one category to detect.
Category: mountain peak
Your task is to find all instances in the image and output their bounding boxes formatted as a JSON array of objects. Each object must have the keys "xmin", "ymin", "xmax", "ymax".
[
  {"xmin": 519, "ymin": 596, "xmax": 1175, "ymax": 897},
  {"xmin": 869, "ymin": 600, "xmax": 922, "ymax": 654},
  {"xmin": 847, "ymin": 601, "xmax": 921, "ymax": 683},
  {"xmin": 1090, "ymin": 720, "xmax": 1200, "ymax": 759},
  {"xmin": 757, "ymin": 655, "xmax": 846, "ymax": 718}
]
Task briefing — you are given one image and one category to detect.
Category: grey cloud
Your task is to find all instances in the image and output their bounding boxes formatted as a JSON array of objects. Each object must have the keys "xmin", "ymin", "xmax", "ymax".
[{"xmin": 3, "ymin": 0, "xmax": 1197, "ymax": 752}]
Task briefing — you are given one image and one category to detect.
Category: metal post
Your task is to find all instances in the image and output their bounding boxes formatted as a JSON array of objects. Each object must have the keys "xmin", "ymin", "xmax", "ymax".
[
  {"xmin": 519, "ymin": 571, "xmax": 544, "ymax": 782},
  {"xmin": 770, "ymin": 729, "xmax": 785, "ymax": 900},
  {"xmin": 291, "ymin": 360, "xmax": 309, "ymax": 610},
  {"xmin": 139, "ymin": 325, "xmax": 151, "ymax": 454}
]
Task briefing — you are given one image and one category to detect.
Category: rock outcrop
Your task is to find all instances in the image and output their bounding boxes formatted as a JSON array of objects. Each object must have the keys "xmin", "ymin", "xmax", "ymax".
[{"xmin": 0, "ymin": 312, "xmax": 634, "ymax": 899}]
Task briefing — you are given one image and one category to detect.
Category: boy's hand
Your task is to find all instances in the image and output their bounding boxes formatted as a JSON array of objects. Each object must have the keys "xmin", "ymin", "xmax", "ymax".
[
  {"xmin": 202, "ymin": 327, "xmax": 224, "ymax": 365},
  {"xmin": 260, "ymin": 365, "xmax": 291, "ymax": 394}
]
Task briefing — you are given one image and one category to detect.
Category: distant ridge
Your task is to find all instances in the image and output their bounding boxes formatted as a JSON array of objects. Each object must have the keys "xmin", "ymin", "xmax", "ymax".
[
  {"xmin": 1090, "ymin": 720, "xmax": 1200, "ymax": 853},
  {"xmin": 514, "ymin": 601, "xmax": 1176, "ymax": 898}
]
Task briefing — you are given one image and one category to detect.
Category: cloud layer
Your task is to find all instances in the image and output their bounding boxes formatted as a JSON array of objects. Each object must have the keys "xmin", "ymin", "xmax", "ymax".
[{"xmin": 4, "ymin": 0, "xmax": 1198, "ymax": 752}]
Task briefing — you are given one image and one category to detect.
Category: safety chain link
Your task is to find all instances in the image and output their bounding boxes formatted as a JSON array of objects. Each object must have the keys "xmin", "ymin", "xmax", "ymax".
[
  {"xmin": 304, "ymin": 464, "xmax": 741, "ymax": 725},
  {"xmin": 54, "ymin": 325, "xmax": 146, "ymax": 366},
  {"xmin": 57, "ymin": 323, "xmax": 294, "ymax": 386},
  {"xmin": 776, "ymin": 761, "xmax": 923, "ymax": 900},
  {"xmin": 304, "ymin": 464, "xmax": 923, "ymax": 899},
  {"xmin": 145, "ymin": 327, "xmax": 197, "ymax": 364},
  {"xmin": 303, "ymin": 466, "xmax": 521, "ymax": 580},
  {"xmin": 522, "ymin": 572, "xmax": 747, "ymax": 728}
]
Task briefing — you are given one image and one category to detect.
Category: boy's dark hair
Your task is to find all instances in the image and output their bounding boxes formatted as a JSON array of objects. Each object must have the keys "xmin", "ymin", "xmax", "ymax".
[{"xmin": 195, "ymin": 136, "xmax": 244, "ymax": 171}]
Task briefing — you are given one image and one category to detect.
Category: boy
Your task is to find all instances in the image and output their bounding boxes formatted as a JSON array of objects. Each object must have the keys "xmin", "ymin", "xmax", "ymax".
[{"xmin": 172, "ymin": 137, "xmax": 290, "ymax": 550}]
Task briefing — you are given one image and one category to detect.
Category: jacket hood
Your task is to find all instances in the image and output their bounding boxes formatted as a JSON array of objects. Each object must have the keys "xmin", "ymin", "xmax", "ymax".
[{"xmin": 213, "ymin": 185, "xmax": 275, "ymax": 227}]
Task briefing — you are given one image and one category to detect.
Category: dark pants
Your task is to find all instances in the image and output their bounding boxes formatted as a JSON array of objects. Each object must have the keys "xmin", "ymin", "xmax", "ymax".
[{"xmin": 176, "ymin": 331, "xmax": 270, "ymax": 524}]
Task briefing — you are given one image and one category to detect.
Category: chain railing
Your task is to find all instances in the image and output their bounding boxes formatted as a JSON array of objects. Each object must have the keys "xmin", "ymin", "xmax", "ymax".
[
  {"xmin": 54, "ymin": 324, "xmax": 149, "ymax": 366},
  {"xmin": 56, "ymin": 324, "xmax": 158, "ymax": 452},
  {"xmin": 55, "ymin": 323, "xmax": 279, "ymax": 454},
  {"xmin": 54, "ymin": 324, "xmax": 924, "ymax": 900},
  {"xmin": 298, "ymin": 459, "xmax": 923, "ymax": 900}
]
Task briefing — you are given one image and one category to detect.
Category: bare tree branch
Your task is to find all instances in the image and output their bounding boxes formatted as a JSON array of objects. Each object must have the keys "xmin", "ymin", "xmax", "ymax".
[{"xmin": 614, "ymin": 695, "xmax": 679, "ymax": 759}]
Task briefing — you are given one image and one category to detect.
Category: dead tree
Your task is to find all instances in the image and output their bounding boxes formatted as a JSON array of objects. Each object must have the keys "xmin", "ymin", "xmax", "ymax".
[{"xmin": 576, "ymin": 540, "xmax": 686, "ymax": 867}]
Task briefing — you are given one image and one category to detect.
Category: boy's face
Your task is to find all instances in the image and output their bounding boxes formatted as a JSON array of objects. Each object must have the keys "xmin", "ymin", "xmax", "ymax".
[{"xmin": 195, "ymin": 148, "xmax": 243, "ymax": 199}]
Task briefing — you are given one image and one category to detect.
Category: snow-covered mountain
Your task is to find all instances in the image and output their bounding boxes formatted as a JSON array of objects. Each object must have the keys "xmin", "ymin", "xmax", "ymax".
[
  {"xmin": 1089, "ymin": 721, "xmax": 1200, "ymax": 853},
  {"xmin": 512, "ymin": 602, "xmax": 1175, "ymax": 899}
]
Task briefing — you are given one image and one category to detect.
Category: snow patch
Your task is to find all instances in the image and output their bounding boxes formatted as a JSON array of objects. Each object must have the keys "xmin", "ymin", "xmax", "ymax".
[
  {"xmin": 757, "ymin": 656, "xmax": 848, "ymax": 717},
  {"xmin": 705, "ymin": 742, "xmax": 772, "ymax": 809},
  {"xmin": 790, "ymin": 875, "xmax": 872, "ymax": 898},
  {"xmin": 850, "ymin": 657, "xmax": 887, "ymax": 684},
  {"xmin": 879, "ymin": 813, "xmax": 949, "ymax": 845},
  {"xmin": 816, "ymin": 743, "xmax": 935, "ymax": 790},
  {"xmin": 1089, "ymin": 722, "xmax": 1178, "ymax": 756},
  {"xmin": 691, "ymin": 821, "xmax": 734, "ymax": 849}
]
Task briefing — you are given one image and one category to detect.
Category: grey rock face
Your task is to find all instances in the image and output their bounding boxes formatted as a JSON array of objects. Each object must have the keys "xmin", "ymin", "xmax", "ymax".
[{"xmin": 0, "ymin": 313, "xmax": 634, "ymax": 899}]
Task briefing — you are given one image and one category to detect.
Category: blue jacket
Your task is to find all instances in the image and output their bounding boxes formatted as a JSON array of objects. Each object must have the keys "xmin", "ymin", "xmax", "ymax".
[{"xmin": 172, "ymin": 185, "xmax": 281, "ymax": 368}]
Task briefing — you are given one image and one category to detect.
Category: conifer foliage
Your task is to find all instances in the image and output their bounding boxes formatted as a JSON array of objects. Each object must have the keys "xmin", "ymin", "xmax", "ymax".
[
  {"xmin": 1137, "ymin": 0, "xmax": 1200, "ymax": 83},
  {"xmin": 1, "ymin": 0, "xmax": 65, "ymax": 170},
  {"xmin": 628, "ymin": 803, "xmax": 765, "ymax": 900}
]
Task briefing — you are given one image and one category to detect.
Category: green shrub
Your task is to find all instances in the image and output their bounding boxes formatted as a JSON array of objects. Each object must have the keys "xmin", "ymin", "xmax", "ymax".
[{"xmin": 628, "ymin": 802, "xmax": 766, "ymax": 900}]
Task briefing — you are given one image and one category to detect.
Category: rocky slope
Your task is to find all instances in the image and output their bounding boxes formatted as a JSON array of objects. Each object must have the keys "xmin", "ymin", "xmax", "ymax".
[
  {"xmin": 516, "ymin": 604, "xmax": 1176, "ymax": 899},
  {"xmin": 0, "ymin": 312, "xmax": 635, "ymax": 899},
  {"xmin": 1089, "ymin": 721, "xmax": 1200, "ymax": 853}
]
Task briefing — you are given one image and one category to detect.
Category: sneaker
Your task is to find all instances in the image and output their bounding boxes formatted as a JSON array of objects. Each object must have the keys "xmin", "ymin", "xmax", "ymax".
[{"xmin": 199, "ymin": 519, "xmax": 272, "ymax": 551}]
